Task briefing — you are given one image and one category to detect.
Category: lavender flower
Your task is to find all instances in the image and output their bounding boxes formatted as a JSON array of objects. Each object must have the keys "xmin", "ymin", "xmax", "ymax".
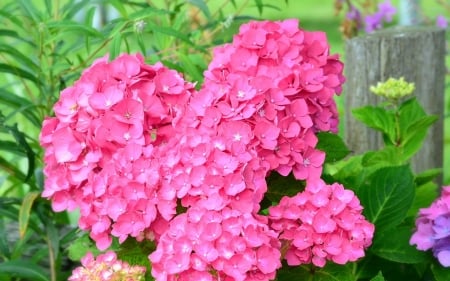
[{"xmin": 364, "ymin": 0, "xmax": 397, "ymax": 33}]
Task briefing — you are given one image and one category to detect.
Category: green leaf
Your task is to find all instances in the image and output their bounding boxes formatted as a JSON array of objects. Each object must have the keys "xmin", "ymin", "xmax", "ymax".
[
  {"xmin": 0, "ymin": 219, "xmax": 11, "ymax": 259},
  {"xmin": 407, "ymin": 181, "xmax": 438, "ymax": 218},
  {"xmin": 8, "ymin": 124, "xmax": 35, "ymax": 182},
  {"xmin": 178, "ymin": 53, "xmax": 204, "ymax": 85},
  {"xmin": 117, "ymin": 238, "xmax": 155, "ymax": 269},
  {"xmin": 357, "ymin": 165, "xmax": 415, "ymax": 232},
  {"xmin": 371, "ymin": 226, "xmax": 429, "ymax": 263},
  {"xmin": 253, "ymin": 0, "xmax": 263, "ymax": 15},
  {"xmin": 0, "ymin": 155, "xmax": 27, "ymax": 182},
  {"xmin": 109, "ymin": 33, "xmax": 122, "ymax": 61},
  {"xmin": 401, "ymin": 115, "xmax": 437, "ymax": 160},
  {"xmin": 46, "ymin": 20, "xmax": 103, "ymax": 38},
  {"xmin": 265, "ymin": 172, "xmax": 304, "ymax": 205},
  {"xmin": 19, "ymin": 191, "xmax": 40, "ymax": 239},
  {"xmin": 370, "ymin": 271, "xmax": 385, "ymax": 281},
  {"xmin": 352, "ymin": 106, "xmax": 396, "ymax": 145},
  {"xmin": 0, "ymin": 260, "xmax": 50, "ymax": 281},
  {"xmin": 146, "ymin": 22, "xmax": 195, "ymax": 45},
  {"xmin": 415, "ymin": 168, "xmax": 442, "ymax": 186},
  {"xmin": 277, "ymin": 263, "xmax": 354, "ymax": 281},
  {"xmin": 187, "ymin": 0, "xmax": 211, "ymax": 19},
  {"xmin": 362, "ymin": 146, "xmax": 403, "ymax": 167},
  {"xmin": 0, "ymin": 63, "xmax": 41, "ymax": 85},
  {"xmin": 316, "ymin": 132, "xmax": 350, "ymax": 163},
  {"xmin": 431, "ymin": 260, "xmax": 450, "ymax": 281},
  {"xmin": 0, "ymin": 89, "xmax": 41, "ymax": 127},
  {"xmin": 67, "ymin": 232, "xmax": 101, "ymax": 261}
]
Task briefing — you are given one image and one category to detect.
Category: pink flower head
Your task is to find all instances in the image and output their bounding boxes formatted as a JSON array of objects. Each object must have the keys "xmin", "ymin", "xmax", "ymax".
[
  {"xmin": 149, "ymin": 207, "xmax": 281, "ymax": 281},
  {"xmin": 40, "ymin": 53, "xmax": 196, "ymax": 249},
  {"xmin": 411, "ymin": 186, "xmax": 450, "ymax": 267},
  {"xmin": 197, "ymin": 19, "xmax": 344, "ymax": 182},
  {"xmin": 68, "ymin": 251, "xmax": 146, "ymax": 281},
  {"xmin": 268, "ymin": 179, "xmax": 374, "ymax": 267}
]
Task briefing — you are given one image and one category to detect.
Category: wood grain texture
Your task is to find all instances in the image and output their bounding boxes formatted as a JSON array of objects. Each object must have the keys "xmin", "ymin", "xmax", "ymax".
[{"xmin": 344, "ymin": 26, "xmax": 446, "ymax": 179}]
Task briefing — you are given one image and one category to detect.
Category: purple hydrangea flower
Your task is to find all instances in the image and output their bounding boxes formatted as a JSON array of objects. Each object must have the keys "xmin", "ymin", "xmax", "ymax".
[
  {"xmin": 436, "ymin": 15, "xmax": 448, "ymax": 29},
  {"xmin": 410, "ymin": 186, "xmax": 450, "ymax": 267},
  {"xmin": 364, "ymin": 0, "xmax": 397, "ymax": 33}
]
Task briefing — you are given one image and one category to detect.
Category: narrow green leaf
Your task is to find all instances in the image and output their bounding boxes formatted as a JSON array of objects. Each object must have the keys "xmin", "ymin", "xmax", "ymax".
[
  {"xmin": 46, "ymin": 20, "xmax": 103, "ymax": 38},
  {"xmin": 0, "ymin": 90, "xmax": 41, "ymax": 127},
  {"xmin": 46, "ymin": 221, "xmax": 60, "ymax": 261},
  {"xmin": 109, "ymin": 34, "xmax": 122, "ymax": 61},
  {"xmin": 352, "ymin": 106, "xmax": 396, "ymax": 145},
  {"xmin": 178, "ymin": 53, "xmax": 203, "ymax": 85},
  {"xmin": 17, "ymin": 0, "xmax": 42, "ymax": 23},
  {"xmin": 0, "ymin": 140, "xmax": 26, "ymax": 156},
  {"xmin": 187, "ymin": 0, "xmax": 212, "ymax": 19},
  {"xmin": 18, "ymin": 191, "xmax": 40, "ymax": 239},
  {"xmin": 62, "ymin": 0, "xmax": 92, "ymax": 20},
  {"xmin": 371, "ymin": 226, "xmax": 429, "ymax": 263},
  {"xmin": 147, "ymin": 22, "xmax": 195, "ymax": 45},
  {"xmin": 108, "ymin": 0, "xmax": 128, "ymax": 17},
  {"xmin": 253, "ymin": 0, "xmax": 263, "ymax": 15},
  {"xmin": 0, "ymin": 219, "xmax": 11, "ymax": 259},
  {"xmin": 0, "ymin": 155, "xmax": 27, "ymax": 182},
  {"xmin": 0, "ymin": 260, "xmax": 50, "ymax": 281},
  {"xmin": 8, "ymin": 124, "xmax": 35, "ymax": 182},
  {"xmin": 370, "ymin": 271, "xmax": 385, "ymax": 281},
  {"xmin": 0, "ymin": 63, "xmax": 40, "ymax": 85},
  {"xmin": 316, "ymin": 132, "xmax": 350, "ymax": 163},
  {"xmin": 0, "ymin": 44, "xmax": 40, "ymax": 71},
  {"xmin": 358, "ymin": 165, "xmax": 415, "ymax": 232}
]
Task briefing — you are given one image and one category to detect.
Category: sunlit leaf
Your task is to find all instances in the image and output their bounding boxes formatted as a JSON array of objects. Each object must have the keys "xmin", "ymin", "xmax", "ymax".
[
  {"xmin": 316, "ymin": 132, "xmax": 350, "ymax": 163},
  {"xmin": 0, "ymin": 63, "xmax": 41, "ymax": 85},
  {"xmin": 19, "ymin": 191, "xmax": 40, "ymax": 239}
]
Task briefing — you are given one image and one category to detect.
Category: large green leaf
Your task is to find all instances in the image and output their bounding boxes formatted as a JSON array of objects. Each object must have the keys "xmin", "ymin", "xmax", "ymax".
[
  {"xmin": 431, "ymin": 260, "xmax": 450, "ymax": 281},
  {"xmin": 0, "ymin": 260, "xmax": 50, "ymax": 281},
  {"xmin": 357, "ymin": 165, "xmax": 415, "ymax": 232},
  {"xmin": 316, "ymin": 132, "xmax": 350, "ymax": 163},
  {"xmin": 371, "ymin": 226, "xmax": 430, "ymax": 264},
  {"xmin": 352, "ymin": 105, "xmax": 396, "ymax": 145}
]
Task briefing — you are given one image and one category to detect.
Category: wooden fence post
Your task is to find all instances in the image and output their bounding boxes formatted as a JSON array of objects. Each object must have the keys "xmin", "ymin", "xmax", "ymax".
[{"xmin": 344, "ymin": 26, "xmax": 446, "ymax": 181}]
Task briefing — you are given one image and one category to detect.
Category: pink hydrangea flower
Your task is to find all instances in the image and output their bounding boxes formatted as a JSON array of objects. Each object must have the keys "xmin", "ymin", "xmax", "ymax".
[
  {"xmin": 268, "ymin": 179, "xmax": 374, "ymax": 267},
  {"xmin": 410, "ymin": 186, "xmax": 450, "ymax": 267},
  {"xmin": 196, "ymin": 18, "xmax": 345, "ymax": 181},
  {"xmin": 149, "ymin": 206, "xmax": 281, "ymax": 281},
  {"xmin": 68, "ymin": 251, "xmax": 146, "ymax": 281},
  {"xmin": 40, "ymin": 53, "xmax": 196, "ymax": 249}
]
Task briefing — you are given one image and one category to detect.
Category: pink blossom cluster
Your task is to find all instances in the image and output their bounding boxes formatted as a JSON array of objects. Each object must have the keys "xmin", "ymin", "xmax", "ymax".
[
  {"xmin": 68, "ymin": 251, "xmax": 146, "ymax": 281},
  {"xmin": 410, "ymin": 186, "xmax": 450, "ymax": 267},
  {"xmin": 149, "ymin": 207, "xmax": 281, "ymax": 281},
  {"xmin": 193, "ymin": 18, "xmax": 345, "ymax": 181},
  {"xmin": 40, "ymin": 53, "xmax": 196, "ymax": 249},
  {"xmin": 40, "ymin": 19, "xmax": 373, "ymax": 281},
  {"xmin": 268, "ymin": 179, "xmax": 374, "ymax": 267}
]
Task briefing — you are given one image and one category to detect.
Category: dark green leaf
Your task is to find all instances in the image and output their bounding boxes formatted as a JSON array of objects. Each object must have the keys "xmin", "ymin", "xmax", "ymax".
[
  {"xmin": 357, "ymin": 165, "xmax": 415, "ymax": 232},
  {"xmin": 0, "ymin": 260, "xmax": 50, "ymax": 281},
  {"xmin": 370, "ymin": 271, "xmax": 385, "ymax": 281},
  {"xmin": 265, "ymin": 172, "xmax": 304, "ymax": 204},
  {"xmin": 352, "ymin": 106, "xmax": 396, "ymax": 145},
  {"xmin": 316, "ymin": 132, "xmax": 350, "ymax": 163},
  {"xmin": 0, "ymin": 219, "xmax": 11, "ymax": 259},
  {"xmin": 431, "ymin": 260, "xmax": 450, "ymax": 281},
  {"xmin": 371, "ymin": 226, "xmax": 429, "ymax": 263},
  {"xmin": 0, "ymin": 44, "xmax": 40, "ymax": 71},
  {"xmin": 277, "ymin": 263, "xmax": 354, "ymax": 281},
  {"xmin": 0, "ymin": 155, "xmax": 27, "ymax": 182},
  {"xmin": 0, "ymin": 89, "xmax": 41, "ymax": 127},
  {"xmin": 0, "ymin": 140, "xmax": 26, "ymax": 156},
  {"xmin": 8, "ymin": 124, "xmax": 35, "ymax": 182},
  {"xmin": 415, "ymin": 168, "xmax": 442, "ymax": 186}
]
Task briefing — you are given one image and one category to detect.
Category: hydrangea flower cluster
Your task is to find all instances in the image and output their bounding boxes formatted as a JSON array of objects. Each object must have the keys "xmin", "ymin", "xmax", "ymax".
[
  {"xmin": 68, "ymin": 251, "xmax": 146, "ymax": 281},
  {"xmin": 195, "ymin": 18, "xmax": 345, "ymax": 180},
  {"xmin": 410, "ymin": 186, "xmax": 450, "ymax": 267},
  {"xmin": 149, "ymin": 207, "xmax": 281, "ymax": 281},
  {"xmin": 268, "ymin": 179, "xmax": 374, "ymax": 267},
  {"xmin": 40, "ymin": 19, "xmax": 374, "ymax": 281},
  {"xmin": 40, "ymin": 53, "xmax": 196, "ymax": 249}
]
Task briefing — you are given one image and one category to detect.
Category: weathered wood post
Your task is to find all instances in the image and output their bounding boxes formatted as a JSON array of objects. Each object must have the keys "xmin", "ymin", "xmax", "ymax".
[
  {"xmin": 344, "ymin": 26, "xmax": 446, "ymax": 180},
  {"xmin": 399, "ymin": 0, "xmax": 421, "ymax": 26}
]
